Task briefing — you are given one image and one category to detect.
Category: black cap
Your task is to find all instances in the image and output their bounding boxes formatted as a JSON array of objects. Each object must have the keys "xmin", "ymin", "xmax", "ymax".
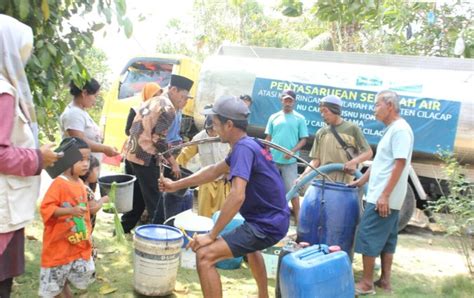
[{"xmin": 170, "ymin": 74, "xmax": 194, "ymax": 91}]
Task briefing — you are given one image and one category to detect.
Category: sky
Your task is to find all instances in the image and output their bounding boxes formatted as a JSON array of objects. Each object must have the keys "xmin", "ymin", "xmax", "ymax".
[
  {"xmin": 91, "ymin": 0, "xmax": 295, "ymax": 76},
  {"xmin": 92, "ymin": 0, "xmax": 194, "ymax": 75}
]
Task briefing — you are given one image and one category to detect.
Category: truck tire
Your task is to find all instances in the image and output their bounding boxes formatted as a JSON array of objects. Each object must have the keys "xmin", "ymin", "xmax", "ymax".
[{"xmin": 398, "ymin": 184, "xmax": 416, "ymax": 232}]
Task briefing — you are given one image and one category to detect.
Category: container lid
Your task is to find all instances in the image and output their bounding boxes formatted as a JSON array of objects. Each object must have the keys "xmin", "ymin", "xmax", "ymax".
[
  {"xmin": 135, "ymin": 224, "xmax": 183, "ymax": 241},
  {"xmin": 174, "ymin": 210, "xmax": 214, "ymax": 232}
]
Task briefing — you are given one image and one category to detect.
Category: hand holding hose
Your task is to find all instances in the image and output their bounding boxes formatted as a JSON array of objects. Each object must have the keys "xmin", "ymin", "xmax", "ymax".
[{"xmin": 187, "ymin": 233, "xmax": 215, "ymax": 252}]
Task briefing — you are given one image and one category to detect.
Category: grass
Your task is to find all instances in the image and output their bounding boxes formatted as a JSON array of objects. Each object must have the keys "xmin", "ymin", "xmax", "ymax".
[{"xmin": 12, "ymin": 210, "xmax": 474, "ymax": 297}]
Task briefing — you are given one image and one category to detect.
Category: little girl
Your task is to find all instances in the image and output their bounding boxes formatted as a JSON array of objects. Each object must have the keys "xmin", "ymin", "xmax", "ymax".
[{"xmin": 39, "ymin": 137, "xmax": 102, "ymax": 297}]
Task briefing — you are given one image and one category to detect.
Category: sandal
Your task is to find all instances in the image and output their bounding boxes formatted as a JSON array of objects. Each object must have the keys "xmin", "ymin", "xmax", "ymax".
[{"xmin": 355, "ymin": 286, "xmax": 376, "ymax": 296}]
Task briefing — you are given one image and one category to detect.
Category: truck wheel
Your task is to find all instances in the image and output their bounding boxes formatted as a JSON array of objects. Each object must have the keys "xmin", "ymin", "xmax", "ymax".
[{"xmin": 398, "ymin": 184, "xmax": 416, "ymax": 232}]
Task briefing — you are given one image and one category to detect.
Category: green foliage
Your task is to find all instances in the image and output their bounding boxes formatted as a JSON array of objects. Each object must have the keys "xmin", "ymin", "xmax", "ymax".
[
  {"xmin": 156, "ymin": 0, "xmax": 316, "ymax": 61},
  {"xmin": 369, "ymin": 1, "xmax": 473, "ymax": 57},
  {"xmin": 280, "ymin": 0, "xmax": 303, "ymax": 17},
  {"xmin": 280, "ymin": 0, "xmax": 473, "ymax": 57},
  {"xmin": 0, "ymin": 0, "xmax": 131, "ymax": 141},
  {"xmin": 429, "ymin": 151, "xmax": 474, "ymax": 275}
]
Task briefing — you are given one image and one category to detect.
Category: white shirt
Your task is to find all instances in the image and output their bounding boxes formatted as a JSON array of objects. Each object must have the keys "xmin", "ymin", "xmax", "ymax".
[
  {"xmin": 60, "ymin": 103, "xmax": 103, "ymax": 160},
  {"xmin": 193, "ymin": 130, "xmax": 230, "ymax": 167},
  {"xmin": 366, "ymin": 118, "xmax": 414, "ymax": 210}
]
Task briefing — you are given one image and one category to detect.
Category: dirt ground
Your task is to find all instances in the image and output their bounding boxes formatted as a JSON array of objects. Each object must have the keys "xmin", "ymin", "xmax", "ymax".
[
  {"xmin": 12, "ymin": 207, "xmax": 473, "ymax": 297},
  {"xmin": 11, "ymin": 172, "xmax": 473, "ymax": 297}
]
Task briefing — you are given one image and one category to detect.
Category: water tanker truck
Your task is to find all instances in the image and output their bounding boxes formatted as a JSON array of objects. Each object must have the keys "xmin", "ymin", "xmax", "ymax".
[{"xmin": 193, "ymin": 45, "xmax": 474, "ymax": 231}]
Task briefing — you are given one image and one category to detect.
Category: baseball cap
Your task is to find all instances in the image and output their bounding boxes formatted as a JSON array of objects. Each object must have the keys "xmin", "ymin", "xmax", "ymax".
[
  {"xmin": 202, "ymin": 95, "xmax": 250, "ymax": 121},
  {"xmin": 320, "ymin": 95, "xmax": 342, "ymax": 106},
  {"xmin": 281, "ymin": 89, "xmax": 296, "ymax": 100}
]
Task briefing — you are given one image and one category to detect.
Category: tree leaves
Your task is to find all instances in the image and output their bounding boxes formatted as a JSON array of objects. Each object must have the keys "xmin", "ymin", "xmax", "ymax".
[
  {"xmin": 123, "ymin": 18, "xmax": 133, "ymax": 38},
  {"xmin": 92, "ymin": 23, "xmax": 106, "ymax": 31},
  {"xmin": 1, "ymin": 0, "xmax": 131, "ymax": 141},
  {"xmin": 292, "ymin": 0, "xmax": 472, "ymax": 55},
  {"xmin": 18, "ymin": 0, "xmax": 30, "ymax": 20},
  {"xmin": 41, "ymin": 0, "xmax": 50, "ymax": 20},
  {"xmin": 280, "ymin": 0, "xmax": 303, "ymax": 17}
]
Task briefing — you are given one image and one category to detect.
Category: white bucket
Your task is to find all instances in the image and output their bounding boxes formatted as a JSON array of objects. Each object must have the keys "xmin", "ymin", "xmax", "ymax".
[
  {"xmin": 171, "ymin": 210, "xmax": 214, "ymax": 268},
  {"xmin": 133, "ymin": 224, "xmax": 183, "ymax": 296},
  {"xmin": 262, "ymin": 245, "xmax": 282, "ymax": 279}
]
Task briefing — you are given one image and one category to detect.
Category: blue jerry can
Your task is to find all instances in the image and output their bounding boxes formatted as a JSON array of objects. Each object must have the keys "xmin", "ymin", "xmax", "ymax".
[{"xmin": 279, "ymin": 244, "xmax": 355, "ymax": 298}]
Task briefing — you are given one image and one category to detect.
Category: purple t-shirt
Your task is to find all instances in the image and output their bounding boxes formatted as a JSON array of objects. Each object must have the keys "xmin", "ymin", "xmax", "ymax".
[{"xmin": 225, "ymin": 136, "xmax": 290, "ymax": 239}]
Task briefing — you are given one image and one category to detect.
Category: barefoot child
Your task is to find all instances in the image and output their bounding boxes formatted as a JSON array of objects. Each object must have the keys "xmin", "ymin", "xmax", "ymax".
[{"xmin": 38, "ymin": 137, "xmax": 96, "ymax": 297}]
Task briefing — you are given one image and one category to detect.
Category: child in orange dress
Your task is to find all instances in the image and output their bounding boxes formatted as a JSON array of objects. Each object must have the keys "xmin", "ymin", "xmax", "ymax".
[{"xmin": 38, "ymin": 137, "xmax": 103, "ymax": 297}]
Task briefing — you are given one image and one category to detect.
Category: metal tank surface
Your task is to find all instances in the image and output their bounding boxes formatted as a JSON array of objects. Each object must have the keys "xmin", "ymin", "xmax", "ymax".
[{"xmin": 194, "ymin": 46, "xmax": 474, "ymax": 172}]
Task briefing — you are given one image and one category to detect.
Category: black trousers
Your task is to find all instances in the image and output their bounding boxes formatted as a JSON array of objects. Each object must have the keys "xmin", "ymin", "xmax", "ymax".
[
  {"xmin": 121, "ymin": 160, "xmax": 165, "ymax": 232},
  {"xmin": 0, "ymin": 278, "xmax": 13, "ymax": 298}
]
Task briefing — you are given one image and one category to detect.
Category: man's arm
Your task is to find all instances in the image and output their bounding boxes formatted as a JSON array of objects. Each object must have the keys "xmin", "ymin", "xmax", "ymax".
[
  {"xmin": 344, "ymin": 147, "xmax": 373, "ymax": 173},
  {"xmin": 376, "ymin": 158, "xmax": 406, "ymax": 217},
  {"xmin": 296, "ymin": 158, "xmax": 321, "ymax": 184},
  {"xmin": 290, "ymin": 138, "xmax": 307, "ymax": 154},
  {"xmin": 187, "ymin": 177, "xmax": 246, "ymax": 251},
  {"xmin": 67, "ymin": 129, "xmax": 119, "ymax": 157},
  {"xmin": 349, "ymin": 166, "xmax": 371, "ymax": 187},
  {"xmin": 159, "ymin": 160, "xmax": 229, "ymax": 192},
  {"xmin": 344, "ymin": 126, "xmax": 374, "ymax": 172},
  {"xmin": 209, "ymin": 177, "xmax": 246, "ymax": 239}
]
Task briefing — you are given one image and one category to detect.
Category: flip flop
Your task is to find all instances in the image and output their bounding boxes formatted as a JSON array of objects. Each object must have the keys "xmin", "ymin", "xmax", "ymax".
[{"xmin": 355, "ymin": 286, "xmax": 376, "ymax": 296}]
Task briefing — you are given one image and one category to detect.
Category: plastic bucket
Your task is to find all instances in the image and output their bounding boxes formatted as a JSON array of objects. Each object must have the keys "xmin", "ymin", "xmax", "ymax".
[
  {"xmin": 262, "ymin": 245, "xmax": 283, "ymax": 279},
  {"xmin": 212, "ymin": 211, "xmax": 245, "ymax": 270},
  {"xmin": 98, "ymin": 174, "xmax": 136, "ymax": 213},
  {"xmin": 173, "ymin": 210, "xmax": 214, "ymax": 248},
  {"xmin": 133, "ymin": 224, "xmax": 183, "ymax": 296},
  {"xmin": 172, "ymin": 210, "xmax": 214, "ymax": 269}
]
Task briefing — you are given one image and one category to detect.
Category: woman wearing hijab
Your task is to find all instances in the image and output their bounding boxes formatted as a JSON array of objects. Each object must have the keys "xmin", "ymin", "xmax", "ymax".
[
  {"xmin": 0, "ymin": 14, "xmax": 59, "ymax": 297},
  {"xmin": 59, "ymin": 79, "xmax": 120, "ymax": 160},
  {"xmin": 121, "ymin": 82, "xmax": 162, "ymax": 233},
  {"xmin": 124, "ymin": 82, "xmax": 162, "ymax": 136}
]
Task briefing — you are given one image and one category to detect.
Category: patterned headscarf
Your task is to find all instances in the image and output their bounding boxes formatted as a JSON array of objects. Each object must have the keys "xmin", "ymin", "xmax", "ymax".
[
  {"xmin": 0, "ymin": 15, "xmax": 37, "ymax": 142},
  {"xmin": 141, "ymin": 82, "xmax": 162, "ymax": 102}
]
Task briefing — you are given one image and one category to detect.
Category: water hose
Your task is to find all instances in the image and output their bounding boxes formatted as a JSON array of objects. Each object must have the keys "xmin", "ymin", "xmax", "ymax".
[
  {"xmin": 158, "ymin": 137, "xmax": 335, "ymax": 183},
  {"xmin": 286, "ymin": 163, "xmax": 367, "ymax": 202}
]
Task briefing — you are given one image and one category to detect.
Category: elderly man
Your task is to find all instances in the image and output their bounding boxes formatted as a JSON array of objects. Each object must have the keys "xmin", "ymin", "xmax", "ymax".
[
  {"xmin": 351, "ymin": 90, "xmax": 414, "ymax": 295},
  {"xmin": 160, "ymin": 95, "xmax": 290, "ymax": 298},
  {"xmin": 265, "ymin": 89, "xmax": 308, "ymax": 223},
  {"xmin": 126, "ymin": 74, "xmax": 193, "ymax": 225},
  {"xmin": 298, "ymin": 95, "xmax": 373, "ymax": 184}
]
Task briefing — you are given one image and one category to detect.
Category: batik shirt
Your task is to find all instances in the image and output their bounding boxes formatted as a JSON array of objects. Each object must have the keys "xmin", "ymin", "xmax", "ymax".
[{"xmin": 126, "ymin": 92, "xmax": 176, "ymax": 166}]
